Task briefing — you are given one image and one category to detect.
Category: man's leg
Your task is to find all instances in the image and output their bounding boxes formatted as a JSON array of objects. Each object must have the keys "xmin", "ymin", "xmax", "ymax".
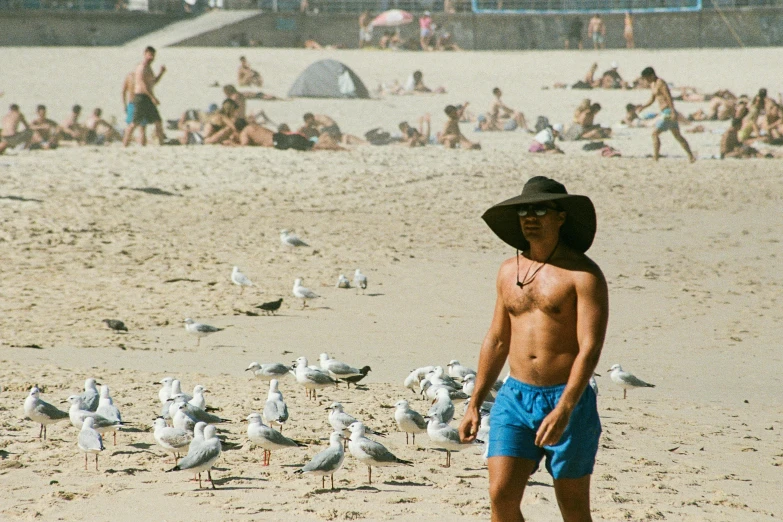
[
  {"xmin": 123, "ymin": 123, "xmax": 137, "ymax": 146},
  {"xmin": 488, "ymin": 456, "xmax": 536, "ymax": 522},
  {"xmin": 154, "ymin": 121, "xmax": 166, "ymax": 145},
  {"xmin": 553, "ymin": 475, "xmax": 592, "ymax": 522},
  {"xmin": 651, "ymin": 128, "xmax": 662, "ymax": 160},
  {"xmin": 671, "ymin": 127, "xmax": 696, "ymax": 162}
]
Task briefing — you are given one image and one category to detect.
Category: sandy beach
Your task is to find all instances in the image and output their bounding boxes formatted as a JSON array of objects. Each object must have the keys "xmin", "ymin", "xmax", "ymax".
[{"xmin": 1, "ymin": 46, "xmax": 782, "ymax": 521}]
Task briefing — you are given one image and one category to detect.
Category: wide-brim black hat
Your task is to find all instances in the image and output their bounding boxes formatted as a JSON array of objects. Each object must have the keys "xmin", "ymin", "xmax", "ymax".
[{"xmin": 482, "ymin": 176, "xmax": 596, "ymax": 253}]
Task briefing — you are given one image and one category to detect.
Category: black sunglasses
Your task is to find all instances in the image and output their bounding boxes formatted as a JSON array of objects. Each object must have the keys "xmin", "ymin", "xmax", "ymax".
[{"xmin": 517, "ymin": 204, "xmax": 560, "ymax": 217}]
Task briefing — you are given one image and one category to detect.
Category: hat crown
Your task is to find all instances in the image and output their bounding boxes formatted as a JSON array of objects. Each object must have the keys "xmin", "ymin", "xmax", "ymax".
[{"xmin": 521, "ymin": 176, "xmax": 568, "ymax": 198}]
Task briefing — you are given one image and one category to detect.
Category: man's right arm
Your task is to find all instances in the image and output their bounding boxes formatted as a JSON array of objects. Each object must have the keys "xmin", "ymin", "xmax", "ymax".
[
  {"xmin": 637, "ymin": 91, "xmax": 656, "ymax": 111},
  {"xmin": 459, "ymin": 266, "xmax": 511, "ymax": 442}
]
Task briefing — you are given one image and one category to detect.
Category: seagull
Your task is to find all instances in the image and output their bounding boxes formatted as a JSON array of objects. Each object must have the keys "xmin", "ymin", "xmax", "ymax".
[
  {"xmin": 171, "ymin": 395, "xmax": 226, "ymax": 424},
  {"xmin": 153, "ymin": 417, "xmax": 192, "ymax": 464},
  {"xmin": 263, "ymin": 379, "xmax": 289, "ymax": 431},
  {"xmin": 23, "ymin": 386, "xmax": 69, "ymax": 440},
  {"xmin": 188, "ymin": 385, "xmax": 208, "ymax": 410},
  {"xmin": 293, "ymin": 357, "xmax": 337, "ymax": 400},
  {"xmin": 172, "ymin": 403, "xmax": 197, "ymax": 434},
  {"xmin": 608, "ymin": 364, "xmax": 655, "ymax": 399},
  {"xmin": 255, "ymin": 298, "xmax": 283, "ymax": 315},
  {"xmin": 157, "ymin": 377, "xmax": 174, "ymax": 404},
  {"xmin": 67, "ymin": 395, "xmax": 122, "ymax": 434},
  {"xmin": 184, "ymin": 318, "xmax": 223, "ymax": 346},
  {"xmin": 231, "ymin": 266, "xmax": 254, "ymax": 294},
  {"xmin": 426, "ymin": 415, "xmax": 477, "ymax": 468},
  {"xmin": 589, "ymin": 372, "xmax": 601, "ymax": 396},
  {"xmin": 428, "ymin": 387, "xmax": 456, "ymax": 424},
  {"xmin": 79, "ymin": 378, "xmax": 100, "ymax": 412},
  {"xmin": 348, "ymin": 422, "xmax": 412, "ymax": 485},
  {"xmin": 336, "ymin": 274, "xmax": 351, "ymax": 289},
  {"xmin": 462, "ymin": 374, "xmax": 476, "ymax": 396},
  {"xmin": 292, "ymin": 279, "xmax": 319, "ymax": 309},
  {"xmin": 245, "ymin": 362, "xmax": 291, "ymax": 381},
  {"xmin": 327, "ymin": 403, "xmax": 385, "ymax": 444},
  {"xmin": 339, "ymin": 366, "xmax": 372, "ymax": 388},
  {"xmin": 170, "ymin": 380, "xmax": 193, "ymax": 403},
  {"xmin": 393, "ymin": 400, "xmax": 427, "ymax": 445},
  {"xmin": 446, "ymin": 360, "xmax": 476, "ymax": 382},
  {"xmin": 319, "ymin": 353, "xmax": 363, "ymax": 380},
  {"xmin": 404, "ymin": 366, "xmax": 436, "ymax": 394},
  {"xmin": 78, "ymin": 417, "xmax": 104, "ymax": 471},
  {"xmin": 353, "ymin": 269, "xmax": 368, "ymax": 294},
  {"xmin": 294, "ymin": 432, "xmax": 345, "ymax": 490},
  {"xmin": 102, "ymin": 319, "xmax": 128, "ymax": 332},
  {"xmin": 96, "ymin": 385, "xmax": 123, "ymax": 445},
  {"xmin": 246, "ymin": 413, "xmax": 304, "ymax": 466},
  {"xmin": 280, "ymin": 229, "xmax": 309, "ymax": 247},
  {"xmin": 167, "ymin": 424, "xmax": 222, "ymax": 489}
]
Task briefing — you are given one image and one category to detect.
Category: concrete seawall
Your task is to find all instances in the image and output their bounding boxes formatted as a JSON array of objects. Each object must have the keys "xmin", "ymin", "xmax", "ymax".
[{"xmin": 1, "ymin": 9, "xmax": 781, "ymax": 48}]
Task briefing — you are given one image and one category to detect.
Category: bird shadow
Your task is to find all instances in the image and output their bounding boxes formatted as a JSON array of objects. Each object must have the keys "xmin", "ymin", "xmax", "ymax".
[
  {"xmin": 128, "ymin": 442, "xmax": 155, "ymax": 450},
  {"xmin": 104, "ymin": 467, "xmax": 150, "ymax": 475},
  {"xmin": 382, "ymin": 480, "xmax": 429, "ymax": 487},
  {"xmin": 215, "ymin": 475, "xmax": 268, "ymax": 485},
  {"xmin": 366, "ymin": 293, "xmax": 385, "ymax": 297},
  {"xmin": 0, "ymin": 195, "xmax": 43, "ymax": 203},
  {"xmin": 110, "ymin": 449, "xmax": 157, "ymax": 457},
  {"xmin": 527, "ymin": 480, "xmax": 553, "ymax": 488},
  {"xmin": 122, "ymin": 427, "xmax": 149, "ymax": 434}
]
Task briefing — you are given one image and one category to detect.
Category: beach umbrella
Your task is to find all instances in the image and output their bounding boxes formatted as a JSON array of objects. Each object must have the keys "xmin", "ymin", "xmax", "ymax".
[{"xmin": 371, "ymin": 10, "xmax": 413, "ymax": 27}]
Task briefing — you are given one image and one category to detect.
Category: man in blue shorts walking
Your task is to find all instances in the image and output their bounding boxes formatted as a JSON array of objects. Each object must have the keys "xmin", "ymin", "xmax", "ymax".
[{"xmin": 460, "ymin": 176, "xmax": 608, "ymax": 521}]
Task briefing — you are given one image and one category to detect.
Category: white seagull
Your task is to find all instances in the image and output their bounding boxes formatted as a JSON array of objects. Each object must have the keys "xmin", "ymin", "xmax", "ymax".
[
  {"xmin": 24, "ymin": 386, "xmax": 69, "ymax": 440},
  {"xmin": 247, "ymin": 412, "xmax": 304, "ymax": 466},
  {"xmin": 294, "ymin": 432, "xmax": 345, "ymax": 490},
  {"xmin": 167, "ymin": 424, "xmax": 222, "ymax": 489},
  {"xmin": 393, "ymin": 399, "xmax": 427, "ymax": 445},
  {"xmin": 426, "ymin": 415, "xmax": 476, "ymax": 468},
  {"xmin": 353, "ymin": 269, "xmax": 368, "ymax": 294},
  {"xmin": 245, "ymin": 362, "xmax": 291, "ymax": 381},
  {"xmin": 319, "ymin": 353, "xmax": 363, "ymax": 380},
  {"xmin": 158, "ymin": 377, "xmax": 174, "ymax": 404},
  {"xmin": 336, "ymin": 274, "xmax": 351, "ymax": 289},
  {"xmin": 293, "ymin": 357, "xmax": 337, "ymax": 400},
  {"xmin": 292, "ymin": 278, "xmax": 319, "ymax": 309},
  {"xmin": 446, "ymin": 360, "xmax": 477, "ymax": 381},
  {"xmin": 184, "ymin": 318, "xmax": 223, "ymax": 346},
  {"xmin": 67, "ymin": 395, "xmax": 122, "ymax": 434},
  {"xmin": 347, "ymin": 422, "xmax": 412, "ymax": 484},
  {"xmin": 152, "ymin": 417, "xmax": 192, "ymax": 464},
  {"xmin": 96, "ymin": 385, "xmax": 123, "ymax": 445},
  {"xmin": 231, "ymin": 266, "xmax": 254, "ymax": 294},
  {"xmin": 280, "ymin": 229, "xmax": 309, "ymax": 247},
  {"xmin": 263, "ymin": 379, "xmax": 289, "ymax": 431},
  {"xmin": 188, "ymin": 385, "xmax": 208, "ymax": 410},
  {"xmin": 608, "ymin": 364, "xmax": 655, "ymax": 399},
  {"xmin": 78, "ymin": 417, "xmax": 104, "ymax": 471},
  {"xmin": 78, "ymin": 378, "xmax": 100, "ymax": 412},
  {"xmin": 428, "ymin": 387, "xmax": 456, "ymax": 424}
]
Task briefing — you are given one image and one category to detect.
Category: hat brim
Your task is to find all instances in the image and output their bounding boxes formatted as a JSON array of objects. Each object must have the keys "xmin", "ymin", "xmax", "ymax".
[{"xmin": 482, "ymin": 193, "xmax": 596, "ymax": 253}]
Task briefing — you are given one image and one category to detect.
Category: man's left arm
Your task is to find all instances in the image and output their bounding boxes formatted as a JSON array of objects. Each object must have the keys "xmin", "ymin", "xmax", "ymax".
[
  {"xmin": 535, "ymin": 267, "xmax": 609, "ymax": 447},
  {"xmin": 155, "ymin": 65, "xmax": 167, "ymax": 84}
]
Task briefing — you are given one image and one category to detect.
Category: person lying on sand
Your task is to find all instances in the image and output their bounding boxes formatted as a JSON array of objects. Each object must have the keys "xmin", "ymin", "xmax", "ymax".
[
  {"xmin": 398, "ymin": 114, "xmax": 431, "ymax": 147},
  {"xmin": 1, "ymin": 103, "xmax": 35, "ymax": 153},
  {"xmin": 477, "ymin": 87, "xmax": 529, "ymax": 132},
  {"xmin": 404, "ymin": 71, "xmax": 446, "ymax": 94},
  {"xmin": 275, "ymin": 123, "xmax": 345, "ymax": 151},
  {"xmin": 622, "ymin": 103, "xmax": 647, "ymax": 127},
  {"xmin": 529, "ymin": 123, "xmax": 564, "ymax": 153},
  {"xmin": 563, "ymin": 102, "xmax": 611, "ymax": 140},
  {"xmin": 238, "ymin": 120, "xmax": 275, "ymax": 147},
  {"xmin": 298, "ymin": 113, "xmax": 365, "ymax": 145},
  {"xmin": 688, "ymin": 95, "xmax": 739, "ymax": 122},
  {"xmin": 438, "ymin": 103, "xmax": 480, "ymax": 149}
]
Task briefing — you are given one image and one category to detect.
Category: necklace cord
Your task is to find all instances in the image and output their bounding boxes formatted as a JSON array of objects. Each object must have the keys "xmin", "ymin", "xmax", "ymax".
[{"xmin": 516, "ymin": 240, "xmax": 559, "ymax": 289}]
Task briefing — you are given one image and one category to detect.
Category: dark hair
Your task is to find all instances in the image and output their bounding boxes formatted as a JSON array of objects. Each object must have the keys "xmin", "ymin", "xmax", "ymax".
[
  {"xmin": 145, "ymin": 46, "xmax": 156, "ymax": 54},
  {"xmin": 591, "ymin": 103, "xmax": 602, "ymax": 111},
  {"xmin": 398, "ymin": 121, "xmax": 409, "ymax": 130},
  {"xmin": 235, "ymin": 118, "xmax": 248, "ymax": 132},
  {"xmin": 240, "ymin": 55, "xmax": 246, "ymax": 61},
  {"xmin": 444, "ymin": 105, "xmax": 457, "ymax": 116},
  {"xmin": 413, "ymin": 71, "xmax": 423, "ymax": 81},
  {"xmin": 303, "ymin": 112, "xmax": 314, "ymax": 121},
  {"xmin": 758, "ymin": 88, "xmax": 767, "ymax": 99},
  {"xmin": 730, "ymin": 117, "xmax": 743, "ymax": 128},
  {"xmin": 37, "ymin": 104, "xmax": 46, "ymax": 111},
  {"xmin": 94, "ymin": 108, "xmax": 102, "ymax": 116},
  {"xmin": 221, "ymin": 99, "xmax": 238, "ymax": 111},
  {"xmin": 223, "ymin": 84, "xmax": 237, "ymax": 94},
  {"xmin": 10, "ymin": 103, "xmax": 19, "ymax": 111},
  {"xmin": 73, "ymin": 105, "xmax": 82, "ymax": 113},
  {"xmin": 641, "ymin": 67, "xmax": 656, "ymax": 79},
  {"xmin": 492, "ymin": 87, "xmax": 501, "ymax": 95},
  {"xmin": 277, "ymin": 123, "xmax": 290, "ymax": 132},
  {"xmin": 625, "ymin": 103, "xmax": 636, "ymax": 111}
]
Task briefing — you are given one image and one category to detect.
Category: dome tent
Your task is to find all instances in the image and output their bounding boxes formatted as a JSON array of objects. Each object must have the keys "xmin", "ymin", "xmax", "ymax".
[{"xmin": 288, "ymin": 59, "xmax": 370, "ymax": 99}]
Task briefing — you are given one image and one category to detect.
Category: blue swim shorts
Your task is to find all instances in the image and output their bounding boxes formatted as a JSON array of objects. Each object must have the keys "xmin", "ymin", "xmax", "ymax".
[
  {"xmin": 126, "ymin": 102, "xmax": 135, "ymax": 125},
  {"xmin": 655, "ymin": 108, "xmax": 679, "ymax": 132},
  {"xmin": 487, "ymin": 376, "xmax": 601, "ymax": 479}
]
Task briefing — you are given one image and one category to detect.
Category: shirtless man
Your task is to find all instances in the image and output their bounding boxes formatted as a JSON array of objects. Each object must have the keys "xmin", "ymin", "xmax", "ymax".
[
  {"xmin": 438, "ymin": 103, "xmax": 480, "ymax": 149},
  {"xmin": 636, "ymin": 67, "xmax": 695, "ymax": 162},
  {"xmin": 58, "ymin": 105, "xmax": 87, "ymax": 143},
  {"xmin": 484, "ymin": 88, "xmax": 529, "ymax": 132},
  {"xmin": 587, "ymin": 14, "xmax": 605, "ymax": 50},
  {"xmin": 123, "ymin": 46, "xmax": 166, "ymax": 147},
  {"xmin": 85, "ymin": 108, "xmax": 122, "ymax": 144},
  {"xmin": 238, "ymin": 121, "xmax": 275, "ymax": 147},
  {"xmin": 237, "ymin": 56, "xmax": 262, "ymax": 87},
  {"xmin": 720, "ymin": 118, "xmax": 760, "ymax": 159},
  {"xmin": 122, "ymin": 70, "xmax": 147, "ymax": 145},
  {"xmin": 1, "ymin": 104, "xmax": 34, "ymax": 152},
  {"xmin": 29, "ymin": 104, "xmax": 60, "ymax": 149},
  {"xmin": 299, "ymin": 113, "xmax": 365, "ymax": 145},
  {"xmin": 461, "ymin": 176, "xmax": 607, "ymax": 522}
]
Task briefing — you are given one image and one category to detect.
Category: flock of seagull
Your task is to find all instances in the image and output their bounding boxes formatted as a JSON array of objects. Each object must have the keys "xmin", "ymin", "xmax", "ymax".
[{"xmin": 21, "ymin": 356, "xmax": 656, "ymax": 490}]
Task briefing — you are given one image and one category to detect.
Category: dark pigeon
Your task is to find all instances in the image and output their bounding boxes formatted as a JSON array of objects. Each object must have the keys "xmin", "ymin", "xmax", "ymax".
[
  {"xmin": 255, "ymin": 298, "xmax": 283, "ymax": 315},
  {"xmin": 102, "ymin": 319, "xmax": 128, "ymax": 332}
]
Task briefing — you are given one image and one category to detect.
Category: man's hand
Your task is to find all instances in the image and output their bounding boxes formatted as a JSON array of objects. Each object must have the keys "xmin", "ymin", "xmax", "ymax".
[
  {"xmin": 534, "ymin": 406, "xmax": 572, "ymax": 447},
  {"xmin": 159, "ymin": 65, "xmax": 167, "ymax": 74},
  {"xmin": 458, "ymin": 407, "xmax": 480, "ymax": 443}
]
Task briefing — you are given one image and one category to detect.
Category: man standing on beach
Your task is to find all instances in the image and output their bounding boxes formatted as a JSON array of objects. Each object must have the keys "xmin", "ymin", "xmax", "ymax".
[
  {"xmin": 460, "ymin": 176, "xmax": 608, "ymax": 522},
  {"xmin": 123, "ymin": 46, "xmax": 166, "ymax": 147},
  {"xmin": 636, "ymin": 67, "xmax": 695, "ymax": 162},
  {"xmin": 587, "ymin": 14, "xmax": 605, "ymax": 50}
]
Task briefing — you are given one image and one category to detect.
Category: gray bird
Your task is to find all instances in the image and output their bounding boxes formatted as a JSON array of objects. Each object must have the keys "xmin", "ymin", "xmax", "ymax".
[
  {"xmin": 347, "ymin": 422, "xmax": 412, "ymax": 484},
  {"xmin": 245, "ymin": 362, "xmax": 290, "ymax": 381},
  {"xmin": 263, "ymin": 379, "xmax": 289, "ymax": 431},
  {"xmin": 23, "ymin": 387, "xmax": 69, "ymax": 440},
  {"xmin": 78, "ymin": 378, "xmax": 100, "ymax": 412},
  {"xmin": 428, "ymin": 387, "xmax": 455, "ymax": 424},
  {"xmin": 102, "ymin": 319, "xmax": 128, "ymax": 332},
  {"xmin": 255, "ymin": 298, "xmax": 283, "ymax": 315},
  {"xmin": 339, "ymin": 366, "xmax": 372, "ymax": 388},
  {"xmin": 608, "ymin": 364, "xmax": 655, "ymax": 399},
  {"xmin": 153, "ymin": 417, "xmax": 192, "ymax": 464},
  {"xmin": 294, "ymin": 431, "xmax": 345, "ymax": 490},
  {"xmin": 426, "ymin": 415, "xmax": 479, "ymax": 468},
  {"xmin": 167, "ymin": 424, "xmax": 222, "ymax": 489},
  {"xmin": 394, "ymin": 399, "xmax": 428, "ymax": 445},
  {"xmin": 78, "ymin": 417, "xmax": 104, "ymax": 471},
  {"xmin": 247, "ymin": 413, "xmax": 304, "ymax": 466},
  {"xmin": 184, "ymin": 318, "xmax": 223, "ymax": 346}
]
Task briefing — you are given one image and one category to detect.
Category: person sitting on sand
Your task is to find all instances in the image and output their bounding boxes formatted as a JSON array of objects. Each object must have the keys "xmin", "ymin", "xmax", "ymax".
[
  {"xmin": 438, "ymin": 103, "xmax": 480, "ymax": 149},
  {"xmin": 298, "ymin": 113, "xmax": 365, "ymax": 145},
  {"xmin": 529, "ymin": 123, "xmax": 564, "ymax": 153},
  {"xmin": 84, "ymin": 108, "xmax": 122, "ymax": 145},
  {"xmin": 598, "ymin": 62, "xmax": 629, "ymax": 89},
  {"xmin": 721, "ymin": 118, "xmax": 762, "ymax": 159},
  {"xmin": 203, "ymin": 99, "xmax": 239, "ymax": 144},
  {"xmin": 622, "ymin": 103, "xmax": 646, "ymax": 127},
  {"xmin": 688, "ymin": 94, "xmax": 738, "ymax": 122},
  {"xmin": 398, "ymin": 114, "xmax": 431, "ymax": 147},
  {"xmin": 563, "ymin": 102, "xmax": 611, "ymax": 140},
  {"xmin": 238, "ymin": 56, "xmax": 263, "ymax": 88},
  {"xmin": 58, "ymin": 104, "xmax": 87, "ymax": 144},
  {"xmin": 436, "ymin": 30, "xmax": 461, "ymax": 51},
  {"xmin": 479, "ymin": 87, "xmax": 529, "ymax": 132},
  {"xmin": 404, "ymin": 71, "xmax": 446, "ymax": 94},
  {"xmin": 29, "ymin": 104, "xmax": 60, "ymax": 150},
  {"xmin": 1, "ymin": 104, "xmax": 35, "ymax": 153}
]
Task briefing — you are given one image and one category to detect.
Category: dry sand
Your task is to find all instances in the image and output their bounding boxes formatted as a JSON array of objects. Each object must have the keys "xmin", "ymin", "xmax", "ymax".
[{"xmin": 0, "ymin": 47, "xmax": 782, "ymax": 521}]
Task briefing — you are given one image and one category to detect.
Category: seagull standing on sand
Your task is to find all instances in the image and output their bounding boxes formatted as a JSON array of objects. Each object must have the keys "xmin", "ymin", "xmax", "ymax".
[
  {"xmin": 246, "ymin": 413, "xmax": 304, "ymax": 466},
  {"xmin": 184, "ymin": 318, "xmax": 223, "ymax": 346},
  {"xmin": 336, "ymin": 274, "xmax": 351, "ymax": 289},
  {"xmin": 153, "ymin": 417, "xmax": 192, "ymax": 464},
  {"xmin": 447, "ymin": 360, "xmax": 477, "ymax": 381},
  {"xmin": 79, "ymin": 378, "xmax": 100, "ymax": 412},
  {"xmin": 293, "ymin": 357, "xmax": 337, "ymax": 400},
  {"xmin": 231, "ymin": 266, "xmax": 254, "ymax": 294},
  {"xmin": 426, "ymin": 415, "xmax": 477, "ymax": 468},
  {"xmin": 78, "ymin": 417, "xmax": 104, "ymax": 471},
  {"xmin": 67, "ymin": 396, "xmax": 122, "ymax": 434},
  {"xmin": 245, "ymin": 362, "xmax": 290, "ymax": 381},
  {"xmin": 96, "ymin": 385, "xmax": 123, "ymax": 445},
  {"xmin": 608, "ymin": 364, "xmax": 655, "ymax": 399},
  {"xmin": 353, "ymin": 269, "xmax": 367, "ymax": 294},
  {"xmin": 172, "ymin": 403, "xmax": 197, "ymax": 434},
  {"xmin": 294, "ymin": 432, "xmax": 345, "ymax": 490},
  {"xmin": 167, "ymin": 424, "xmax": 222, "ymax": 489},
  {"xmin": 348, "ymin": 422, "xmax": 412, "ymax": 485},
  {"xmin": 293, "ymin": 278, "xmax": 319, "ymax": 309},
  {"xmin": 263, "ymin": 379, "xmax": 289, "ymax": 431},
  {"xmin": 319, "ymin": 353, "xmax": 363, "ymax": 381},
  {"xmin": 393, "ymin": 400, "xmax": 427, "ymax": 445},
  {"xmin": 404, "ymin": 366, "xmax": 436, "ymax": 395},
  {"xmin": 158, "ymin": 377, "xmax": 174, "ymax": 404},
  {"xmin": 280, "ymin": 229, "xmax": 309, "ymax": 247},
  {"xmin": 24, "ymin": 386, "xmax": 69, "ymax": 440},
  {"xmin": 428, "ymin": 387, "xmax": 456, "ymax": 424},
  {"xmin": 188, "ymin": 385, "xmax": 208, "ymax": 410}
]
